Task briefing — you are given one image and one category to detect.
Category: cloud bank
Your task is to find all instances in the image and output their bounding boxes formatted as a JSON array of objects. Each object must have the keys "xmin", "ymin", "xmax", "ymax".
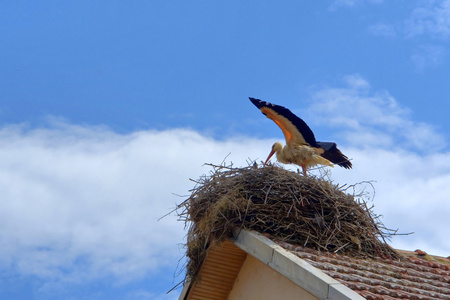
[{"xmin": 0, "ymin": 121, "xmax": 271, "ymax": 298}]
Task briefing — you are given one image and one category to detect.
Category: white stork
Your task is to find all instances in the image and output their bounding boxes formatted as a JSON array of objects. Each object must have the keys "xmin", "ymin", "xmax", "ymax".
[{"xmin": 250, "ymin": 97, "xmax": 352, "ymax": 176}]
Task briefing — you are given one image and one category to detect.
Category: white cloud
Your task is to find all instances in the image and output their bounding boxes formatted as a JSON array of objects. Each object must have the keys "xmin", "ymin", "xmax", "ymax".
[
  {"xmin": 329, "ymin": 0, "xmax": 383, "ymax": 10},
  {"xmin": 410, "ymin": 44, "xmax": 446, "ymax": 71},
  {"xmin": 368, "ymin": 22, "xmax": 397, "ymax": 38},
  {"xmin": 365, "ymin": 1, "xmax": 450, "ymax": 70},
  {"xmin": 404, "ymin": 0, "xmax": 450, "ymax": 39},
  {"xmin": 365, "ymin": 0, "xmax": 450, "ymax": 40},
  {"xmin": 330, "ymin": 0, "xmax": 359, "ymax": 8}
]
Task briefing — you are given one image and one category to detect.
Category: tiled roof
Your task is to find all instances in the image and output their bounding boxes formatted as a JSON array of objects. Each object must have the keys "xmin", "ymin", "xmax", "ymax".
[{"xmin": 277, "ymin": 240, "xmax": 450, "ymax": 300}]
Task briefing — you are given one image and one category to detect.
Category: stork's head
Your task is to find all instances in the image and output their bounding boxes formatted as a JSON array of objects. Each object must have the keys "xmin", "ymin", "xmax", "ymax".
[{"xmin": 264, "ymin": 142, "xmax": 283, "ymax": 165}]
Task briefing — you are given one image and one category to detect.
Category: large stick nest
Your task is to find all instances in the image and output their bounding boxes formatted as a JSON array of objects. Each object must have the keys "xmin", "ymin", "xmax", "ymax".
[{"xmin": 178, "ymin": 163, "xmax": 400, "ymax": 280}]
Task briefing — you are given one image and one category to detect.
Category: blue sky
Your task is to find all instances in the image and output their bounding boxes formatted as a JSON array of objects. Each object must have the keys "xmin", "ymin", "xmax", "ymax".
[{"xmin": 1, "ymin": 1, "xmax": 449, "ymax": 299}]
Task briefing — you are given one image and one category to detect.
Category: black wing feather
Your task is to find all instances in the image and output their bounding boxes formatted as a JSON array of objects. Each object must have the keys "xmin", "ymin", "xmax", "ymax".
[
  {"xmin": 317, "ymin": 142, "xmax": 352, "ymax": 169},
  {"xmin": 249, "ymin": 97, "xmax": 318, "ymax": 147}
]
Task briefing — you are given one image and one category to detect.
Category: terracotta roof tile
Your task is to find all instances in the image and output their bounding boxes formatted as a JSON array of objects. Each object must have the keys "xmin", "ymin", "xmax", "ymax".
[{"xmin": 277, "ymin": 241, "xmax": 450, "ymax": 299}]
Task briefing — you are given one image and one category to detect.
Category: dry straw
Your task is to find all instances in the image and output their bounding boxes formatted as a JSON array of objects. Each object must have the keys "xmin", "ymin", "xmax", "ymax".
[{"xmin": 177, "ymin": 163, "xmax": 400, "ymax": 281}]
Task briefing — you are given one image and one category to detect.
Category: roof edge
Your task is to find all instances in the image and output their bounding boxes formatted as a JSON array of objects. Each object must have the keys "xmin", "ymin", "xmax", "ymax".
[
  {"xmin": 178, "ymin": 277, "xmax": 191, "ymax": 300},
  {"xmin": 231, "ymin": 229, "xmax": 365, "ymax": 300}
]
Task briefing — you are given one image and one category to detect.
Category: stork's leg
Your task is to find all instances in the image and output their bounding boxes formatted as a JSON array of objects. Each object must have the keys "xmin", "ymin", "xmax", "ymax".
[{"xmin": 302, "ymin": 165, "xmax": 307, "ymax": 176}]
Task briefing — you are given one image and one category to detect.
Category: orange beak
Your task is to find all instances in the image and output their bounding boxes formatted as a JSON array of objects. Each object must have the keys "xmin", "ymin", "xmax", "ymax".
[{"xmin": 264, "ymin": 149, "xmax": 276, "ymax": 166}]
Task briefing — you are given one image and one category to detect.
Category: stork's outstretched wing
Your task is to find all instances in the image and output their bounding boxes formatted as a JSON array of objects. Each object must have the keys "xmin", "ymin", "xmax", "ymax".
[
  {"xmin": 316, "ymin": 142, "xmax": 352, "ymax": 169},
  {"xmin": 249, "ymin": 97, "xmax": 318, "ymax": 147}
]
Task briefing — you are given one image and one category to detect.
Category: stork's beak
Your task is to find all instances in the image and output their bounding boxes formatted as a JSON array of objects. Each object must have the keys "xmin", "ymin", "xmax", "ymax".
[{"xmin": 264, "ymin": 149, "xmax": 276, "ymax": 166}]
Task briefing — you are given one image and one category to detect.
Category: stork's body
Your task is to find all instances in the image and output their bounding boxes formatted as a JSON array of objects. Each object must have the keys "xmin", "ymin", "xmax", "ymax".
[
  {"xmin": 269, "ymin": 142, "xmax": 333, "ymax": 175},
  {"xmin": 250, "ymin": 97, "xmax": 352, "ymax": 175}
]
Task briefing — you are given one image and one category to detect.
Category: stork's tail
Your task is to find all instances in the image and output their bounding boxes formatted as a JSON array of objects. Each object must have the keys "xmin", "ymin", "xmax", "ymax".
[{"xmin": 310, "ymin": 154, "xmax": 334, "ymax": 168}]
